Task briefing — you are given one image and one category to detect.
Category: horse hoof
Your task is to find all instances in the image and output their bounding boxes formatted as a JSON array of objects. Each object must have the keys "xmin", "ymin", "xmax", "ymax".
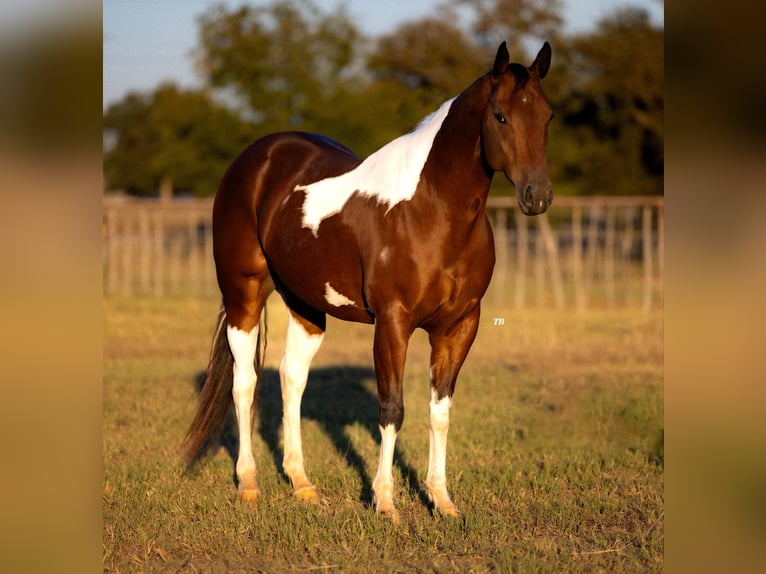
[
  {"xmin": 376, "ymin": 507, "xmax": 402, "ymax": 526},
  {"xmin": 237, "ymin": 487, "xmax": 261, "ymax": 505},
  {"xmin": 436, "ymin": 504, "xmax": 462, "ymax": 518},
  {"xmin": 294, "ymin": 485, "xmax": 320, "ymax": 503}
]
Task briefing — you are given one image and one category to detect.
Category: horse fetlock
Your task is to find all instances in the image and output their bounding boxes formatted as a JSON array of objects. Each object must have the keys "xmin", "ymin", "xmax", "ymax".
[{"xmin": 282, "ymin": 455, "xmax": 305, "ymax": 479}]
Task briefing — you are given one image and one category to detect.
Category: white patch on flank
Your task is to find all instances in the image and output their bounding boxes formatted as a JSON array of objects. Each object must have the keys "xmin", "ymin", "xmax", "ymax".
[
  {"xmin": 379, "ymin": 246, "xmax": 391, "ymax": 263},
  {"xmin": 324, "ymin": 282, "xmax": 356, "ymax": 307},
  {"xmin": 296, "ymin": 97, "xmax": 456, "ymax": 235}
]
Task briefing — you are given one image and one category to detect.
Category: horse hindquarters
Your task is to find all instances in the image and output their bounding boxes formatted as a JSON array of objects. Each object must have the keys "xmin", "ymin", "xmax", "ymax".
[{"xmin": 208, "ymin": 147, "xmax": 276, "ymax": 503}]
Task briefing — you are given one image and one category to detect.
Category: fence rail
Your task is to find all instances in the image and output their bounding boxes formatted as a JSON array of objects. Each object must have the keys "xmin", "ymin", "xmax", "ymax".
[{"xmin": 103, "ymin": 195, "xmax": 663, "ymax": 310}]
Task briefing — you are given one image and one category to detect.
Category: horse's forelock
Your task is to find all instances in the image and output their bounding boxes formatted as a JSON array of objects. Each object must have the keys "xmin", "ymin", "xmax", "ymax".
[{"xmin": 507, "ymin": 63, "xmax": 530, "ymax": 91}]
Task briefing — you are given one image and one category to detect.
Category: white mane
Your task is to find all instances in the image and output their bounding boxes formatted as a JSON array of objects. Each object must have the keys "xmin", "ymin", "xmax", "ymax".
[{"xmin": 296, "ymin": 97, "xmax": 456, "ymax": 235}]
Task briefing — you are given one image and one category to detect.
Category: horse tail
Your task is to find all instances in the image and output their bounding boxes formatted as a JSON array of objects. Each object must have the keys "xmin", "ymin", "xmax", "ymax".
[{"xmin": 182, "ymin": 307, "xmax": 232, "ymax": 466}]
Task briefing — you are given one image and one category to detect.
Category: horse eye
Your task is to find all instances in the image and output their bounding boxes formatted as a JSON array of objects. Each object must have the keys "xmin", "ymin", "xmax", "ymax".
[{"xmin": 494, "ymin": 112, "xmax": 506, "ymax": 124}]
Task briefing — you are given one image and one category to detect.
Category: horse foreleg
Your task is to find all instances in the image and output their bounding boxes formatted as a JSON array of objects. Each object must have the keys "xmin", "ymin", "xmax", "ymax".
[
  {"xmin": 373, "ymin": 423, "xmax": 399, "ymax": 522},
  {"xmin": 280, "ymin": 310, "xmax": 325, "ymax": 502},
  {"xmin": 371, "ymin": 310, "xmax": 410, "ymax": 524},
  {"xmin": 228, "ymin": 323, "xmax": 262, "ymax": 504},
  {"xmin": 426, "ymin": 389, "xmax": 460, "ymax": 516},
  {"xmin": 425, "ymin": 306, "xmax": 481, "ymax": 517}
]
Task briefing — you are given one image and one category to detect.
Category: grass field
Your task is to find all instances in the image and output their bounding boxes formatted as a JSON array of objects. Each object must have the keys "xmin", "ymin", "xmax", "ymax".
[{"xmin": 103, "ymin": 294, "xmax": 663, "ymax": 572}]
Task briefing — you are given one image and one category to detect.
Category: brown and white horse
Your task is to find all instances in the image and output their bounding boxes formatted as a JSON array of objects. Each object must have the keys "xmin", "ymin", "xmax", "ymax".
[{"xmin": 183, "ymin": 41, "xmax": 554, "ymax": 522}]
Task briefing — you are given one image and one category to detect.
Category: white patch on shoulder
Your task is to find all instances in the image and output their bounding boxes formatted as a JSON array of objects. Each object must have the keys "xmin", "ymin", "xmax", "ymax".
[
  {"xmin": 296, "ymin": 97, "xmax": 456, "ymax": 235},
  {"xmin": 324, "ymin": 282, "xmax": 356, "ymax": 307}
]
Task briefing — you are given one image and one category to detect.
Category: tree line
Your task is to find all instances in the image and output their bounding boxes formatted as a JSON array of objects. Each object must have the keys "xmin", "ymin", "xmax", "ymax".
[{"xmin": 103, "ymin": 0, "xmax": 663, "ymax": 199}]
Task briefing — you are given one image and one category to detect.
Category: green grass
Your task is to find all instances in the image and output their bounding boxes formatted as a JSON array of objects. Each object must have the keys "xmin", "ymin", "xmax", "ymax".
[{"xmin": 104, "ymin": 295, "xmax": 663, "ymax": 572}]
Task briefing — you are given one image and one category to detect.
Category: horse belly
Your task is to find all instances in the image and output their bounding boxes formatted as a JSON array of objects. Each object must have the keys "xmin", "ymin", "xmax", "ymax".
[{"xmin": 261, "ymin": 210, "xmax": 372, "ymax": 324}]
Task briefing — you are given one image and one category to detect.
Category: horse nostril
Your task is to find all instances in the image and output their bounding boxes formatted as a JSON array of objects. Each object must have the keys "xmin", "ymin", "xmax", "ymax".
[{"xmin": 523, "ymin": 185, "xmax": 534, "ymax": 206}]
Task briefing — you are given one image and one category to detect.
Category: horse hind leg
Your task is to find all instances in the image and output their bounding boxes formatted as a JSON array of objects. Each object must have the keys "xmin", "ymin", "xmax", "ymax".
[
  {"xmin": 280, "ymin": 306, "xmax": 325, "ymax": 502},
  {"xmin": 227, "ymin": 319, "xmax": 262, "ymax": 504},
  {"xmin": 221, "ymin": 271, "xmax": 273, "ymax": 504}
]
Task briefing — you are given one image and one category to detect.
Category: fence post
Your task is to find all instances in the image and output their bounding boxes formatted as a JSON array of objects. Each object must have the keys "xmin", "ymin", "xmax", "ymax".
[
  {"xmin": 121, "ymin": 211, "xmax": 133, "ymax": 297},
  {"xmin": 153, "ymin": 208, "xmax": 164, "ymax": 298},
  {"xmin": 514, "ymin": 209, "xmax": 528, "ymax": 309},
  {"xmin": 605, "ymin": 206, "xmax": 616, "ymax": 309},
  {"xmin": 138, "ymin": 208, "xmax": 150, "ymax": 293},
  {"xmin": 572, "ymin": 205, "xmax": 585, "ymax": 310},
  {"xmin": 642, "ymin": 205, "xmax": 653, "ymax": 312},
  {"xmin": 537, "ymin": 213, "xmax": 565, "ymax": 309},
  {"xmin": 105, "ymin": 208, "xmax": 118, "ymax": 296}
]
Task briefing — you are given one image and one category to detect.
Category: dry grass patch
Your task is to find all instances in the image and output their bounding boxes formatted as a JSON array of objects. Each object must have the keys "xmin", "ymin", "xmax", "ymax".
[{"xmin": 104, "ymin": 295, "xmax": 662, "ymax": 572}]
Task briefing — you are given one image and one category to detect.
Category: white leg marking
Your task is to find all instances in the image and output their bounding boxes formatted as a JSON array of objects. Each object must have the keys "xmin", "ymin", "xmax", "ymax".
[
  {"xmin": 280, "ymin": 313, "xmax": 324, "ymax": 497},
  {"xmin": 324, "ymin": 282, "xmax": 357, "ymax": 307},
  {"xmin": 297, "ymin": 97, "xmax": 456, "ymax": 234},
  {"xmin": 228, "ymin": 325, "xmax": 260, "ymax": 497},
  {"xmin": 372, "ymin": 424, "xmax": 399, "ymax": 521},
  {"xmin": 426, "ymin": 388, "xmax": 460, "ymax": 516}
]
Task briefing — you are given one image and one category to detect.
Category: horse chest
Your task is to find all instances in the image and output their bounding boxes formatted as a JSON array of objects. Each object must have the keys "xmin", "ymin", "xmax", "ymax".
[{"xmin": 361, "ymin": 225, "xmax": 493, "ymax": 325}]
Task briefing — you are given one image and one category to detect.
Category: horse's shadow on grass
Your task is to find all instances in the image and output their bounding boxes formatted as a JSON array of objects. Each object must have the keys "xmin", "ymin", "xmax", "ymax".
[{"xmin": 196, "ymin": 366, "xmax": 429, "ymax": 509}]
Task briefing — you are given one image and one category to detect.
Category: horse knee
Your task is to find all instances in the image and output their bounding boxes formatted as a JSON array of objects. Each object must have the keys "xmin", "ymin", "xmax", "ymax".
[{"xmin": 379, "ymin": 400, "xmax": 404, "ymax": 431}]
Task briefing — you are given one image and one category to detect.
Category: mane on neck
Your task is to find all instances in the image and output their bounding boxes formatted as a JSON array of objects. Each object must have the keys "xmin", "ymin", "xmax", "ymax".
[{"xmin": 296, "ymin": 97, "xmax": 456, "ymax": 235}]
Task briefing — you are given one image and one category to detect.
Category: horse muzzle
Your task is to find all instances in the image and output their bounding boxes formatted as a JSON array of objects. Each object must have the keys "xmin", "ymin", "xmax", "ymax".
[{"xmin": 518, "ymin": 179, "xmax": 553, "ymax": 216}]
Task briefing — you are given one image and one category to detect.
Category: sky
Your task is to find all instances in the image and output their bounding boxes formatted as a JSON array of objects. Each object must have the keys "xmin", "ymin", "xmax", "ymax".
[{"xmin": 103, "ymin": 0, "xmax": 663, "ymax": 109}]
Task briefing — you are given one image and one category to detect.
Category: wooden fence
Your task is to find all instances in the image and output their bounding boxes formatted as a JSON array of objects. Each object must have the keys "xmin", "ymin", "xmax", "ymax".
[{"xmin": 103, "ymin": 195, "xmax": 663, "ymax": 310}]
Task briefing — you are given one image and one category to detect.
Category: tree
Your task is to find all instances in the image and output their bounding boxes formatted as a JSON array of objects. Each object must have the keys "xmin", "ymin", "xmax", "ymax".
[
  {"xmin": 195, "ymin": 0, "xmax": 364, "ymax": 137},
  {"xmin": 366, "ymin": 16, "xmax": 489, "ymax": 135},
  {"xmin": 104, "ymin": 84, "xmax": 253, "ymax": 197},
  {"xmin": 454, "ymin": 0, "xmax": 564, "ymax": 60},
  {"xmin": 103, "ymin": 0, "xmax": 663, "ymax": 199},
  {"xmin": 549, "ymin": 8, "xmax": 663, "ymax": 195}
]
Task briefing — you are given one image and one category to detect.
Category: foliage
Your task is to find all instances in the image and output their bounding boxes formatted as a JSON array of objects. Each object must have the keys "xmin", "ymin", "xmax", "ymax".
[
  {"xmin": 196, "ymin": 0, "xmax": 364, "ymax": 137},
  {"xmin": 547, "ymin": 8, "xmax": 664, "ymax": 196},
  {"xmin": 365, "ymin": 17, "xmax": 489, "ymax": 144},
  {"xmin": 103, "ymin": 0, "xmax": 663, "ymax": 198},
  {"xmin": 456, "ymin": 0, "xmax": 564, "ymax": 57},
  {"xmin": 104, "ymin": 295, "xmax": 663, "ymax": 572},
  {"xmin": 103, "ymin": 84, "xmax": 254, "ymax": 197}
]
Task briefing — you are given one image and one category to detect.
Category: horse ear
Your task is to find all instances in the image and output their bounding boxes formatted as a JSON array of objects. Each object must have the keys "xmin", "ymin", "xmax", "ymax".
[
  {"xmin": 492, "ymin": 41, "xmax": 510, "ymax": 78},
  {"xmin": 531, "ymin": 41, "xmax": 552, "ymax": 79}
]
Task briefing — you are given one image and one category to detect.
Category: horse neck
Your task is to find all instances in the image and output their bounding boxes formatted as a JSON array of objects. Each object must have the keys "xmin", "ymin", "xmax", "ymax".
[{"xmin": 422, "ymin": 75, "xmax": 493, "ymax": 214}]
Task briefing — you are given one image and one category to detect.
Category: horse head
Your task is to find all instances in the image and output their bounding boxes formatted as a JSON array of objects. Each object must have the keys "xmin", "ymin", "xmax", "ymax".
[{"xmin": 482, "ymin": 41, "xmax": 554, "ymax": 215}]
